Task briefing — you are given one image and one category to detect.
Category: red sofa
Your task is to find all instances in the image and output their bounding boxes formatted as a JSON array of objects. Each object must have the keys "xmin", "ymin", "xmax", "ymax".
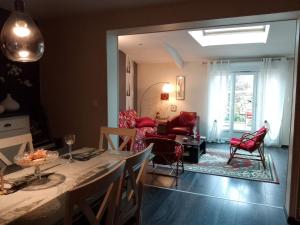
[
  {"xmin": 166, "ymin": 111, "xmax": 199, "ymax": 136},
  {"xmin": 119, "ymin": 110, "xmax": 157, "ymax": 151}
]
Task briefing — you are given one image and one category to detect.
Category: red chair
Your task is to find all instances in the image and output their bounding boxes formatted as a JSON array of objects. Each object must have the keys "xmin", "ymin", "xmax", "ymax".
[
  {"xmin": 227, "ymin": 127, "xmax": 268, "ymax": 169},
  {"xmin": 166, "ymin": 111, "xmax": 199, "ymax": 135},
  {"xmin": 144, "ymin": 137, "xmax": 184, "ymax": 185}
]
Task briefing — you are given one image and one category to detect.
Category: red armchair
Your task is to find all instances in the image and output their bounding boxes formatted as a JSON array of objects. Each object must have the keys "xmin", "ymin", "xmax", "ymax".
[
  {"xmin": 167, "ymin": 111, "xmax": 199, "ymax": 136},
  {"xmin": 227, "ymin": 127, "xmax": 268, "ymax": 169},
  {"xmin": 144, "ymin": 137, "xmax": 184, "ymax": 185}
]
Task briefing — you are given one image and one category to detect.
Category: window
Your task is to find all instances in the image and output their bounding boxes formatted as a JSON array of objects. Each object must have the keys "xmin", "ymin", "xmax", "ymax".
[
  {"xmin": 223, "ymin": 72, "xmax": 256, "ymax": 132},
  {"xmin": 188, "ymin": 25, "xmax": 270, "ymax": 46}
]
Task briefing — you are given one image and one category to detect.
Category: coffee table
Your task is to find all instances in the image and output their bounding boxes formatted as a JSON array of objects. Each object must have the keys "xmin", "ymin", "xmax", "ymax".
[{"xmin": 176, "ymin": 135, "xmax": 206, "ymax": 163}]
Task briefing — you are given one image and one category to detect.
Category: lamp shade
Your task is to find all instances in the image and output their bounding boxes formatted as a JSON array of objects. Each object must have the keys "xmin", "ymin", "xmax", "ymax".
[
  {"xmin": 162, "ymin": 83, "xmax": 172, "ymax": 93},
  {"xmin": 1, "ymin": 0, "xmax": 44, "ymax": 62}
]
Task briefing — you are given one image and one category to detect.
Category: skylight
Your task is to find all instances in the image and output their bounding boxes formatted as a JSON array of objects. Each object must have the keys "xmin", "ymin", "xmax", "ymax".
[{"xmin": 188, "ymin": 25, "xmax": 270, "ymax": 47}]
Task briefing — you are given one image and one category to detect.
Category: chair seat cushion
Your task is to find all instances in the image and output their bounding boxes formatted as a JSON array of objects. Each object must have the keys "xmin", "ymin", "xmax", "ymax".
[
  {"xmin": 171, "ymin": 127, "xmax": 190, "ymax": 135},
  {"xmin": 230, "ymin": 137, "xmax": 256, "ymax": 152}
]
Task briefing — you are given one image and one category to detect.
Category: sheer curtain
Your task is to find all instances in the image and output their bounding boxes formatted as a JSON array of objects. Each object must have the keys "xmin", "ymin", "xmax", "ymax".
[
  {"xmin": 256, "ymin": 58, "xmax": 290, "ymax": 146},
  {"xmin": 207, "ymin": 61, "xmax": 230, "ymax": 142}
]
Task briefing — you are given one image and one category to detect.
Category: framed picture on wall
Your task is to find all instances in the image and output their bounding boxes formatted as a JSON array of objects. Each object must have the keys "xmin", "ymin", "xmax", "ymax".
[{"xmin": 176, "ymin": 76, "xmax": 185, "ymax": 100}]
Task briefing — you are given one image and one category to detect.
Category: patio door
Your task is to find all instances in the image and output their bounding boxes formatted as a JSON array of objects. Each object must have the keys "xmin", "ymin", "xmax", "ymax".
[{"xmin": 226, "ymin": 72, "xmax": 257, "ymax": 133}]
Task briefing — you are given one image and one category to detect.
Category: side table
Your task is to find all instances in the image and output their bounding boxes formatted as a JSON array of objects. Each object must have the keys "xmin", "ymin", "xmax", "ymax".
[
  {"xmin": 176, "ymin": 135, "xmax": 206, "ymax": 163},
  {"xmin": 156, "ymin": 119, "xmax": 168, "ymax": 135}
]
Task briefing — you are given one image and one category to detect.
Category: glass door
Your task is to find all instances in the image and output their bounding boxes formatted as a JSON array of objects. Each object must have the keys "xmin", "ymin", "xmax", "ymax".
[
  {"xmin": 233, "ymin": 73, "xmax": 256, "ymax": 131},
  {"xmin": 223, "ymin": 72, "xmax": 257, "ymax": 134}
]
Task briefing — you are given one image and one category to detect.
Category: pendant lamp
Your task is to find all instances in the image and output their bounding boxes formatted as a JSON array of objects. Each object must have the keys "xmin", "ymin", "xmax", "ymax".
[{"xmin": 1, "ymin": 0, "xmax": 44, "ymax": 62}]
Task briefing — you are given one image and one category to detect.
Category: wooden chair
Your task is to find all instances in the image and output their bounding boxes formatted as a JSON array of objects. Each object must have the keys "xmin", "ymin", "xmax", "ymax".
[
  {"xmin": 0, "ymin": 133, "xmax": 34, "ymax": 166},
  {"xmin": 227, "ymin": 127, "xmax": 268, "ymax": 169},
  {"xmin": 115, "ymin": 143, "xmax": 154, "ymax": 225},
  {"xmin": 99, "ymin": 127, "xmax": 137, "ymax": 151},
  {"xmin": 64, "ymin": 161, "xmax": 126, "ymax": 225},
  {"xmin": 144, "ymin": 137, "xmax": 184, "ymax": 186},
  {"xmin": 0, "ymin": 133, "xmax": 34, "ymax": 192}
]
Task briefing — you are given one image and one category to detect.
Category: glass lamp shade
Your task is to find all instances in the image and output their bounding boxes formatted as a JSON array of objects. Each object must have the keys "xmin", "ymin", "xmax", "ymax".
[
  {"xmin": 1, "ymin": 10, "xmax": 44, "ymax": 62},
  {"xmin": 162, "ymin": 83, "xmax": 173, "ymax": 93}
]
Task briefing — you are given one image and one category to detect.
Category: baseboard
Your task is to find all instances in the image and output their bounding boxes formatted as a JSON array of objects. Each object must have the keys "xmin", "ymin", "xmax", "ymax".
[{"xmin": 282, "ymin": 145, "xmax": 289, "ymax": 148}]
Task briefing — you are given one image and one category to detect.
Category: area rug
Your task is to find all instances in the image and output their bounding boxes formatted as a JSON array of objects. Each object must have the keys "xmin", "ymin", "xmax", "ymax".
[{"xmin": 184, "ymin": 148, "xmax": 279, "ymax": 183}]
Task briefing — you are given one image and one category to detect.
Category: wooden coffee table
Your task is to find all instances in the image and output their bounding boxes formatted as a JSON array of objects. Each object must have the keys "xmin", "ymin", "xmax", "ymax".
[{"xmin": 176, "ymin": 135, "xmax": 206, "ymax": 163}]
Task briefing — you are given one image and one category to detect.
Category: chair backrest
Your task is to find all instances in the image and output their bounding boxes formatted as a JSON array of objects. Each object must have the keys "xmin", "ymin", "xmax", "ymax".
[
  {"xmin": 99, "ymin": 127, "xmax": 137, "ymax": 151},
  {"xmin": 0, "ymin": 133, "xmax": 34, "ymax": 166},
  {"xmin": 116, "ymin": 143, "xmax": 153, "ymax": 225},
  {"xmin": 64, "ymin": 161, "xmax": 126, "ymax": 225},
  {"xmin": 144, "ymin": 137, "xmax": 182, "ymax": 165},
  {"xmin": 254, "ymin": 127, "xmax": 268, "ymax": 143}
]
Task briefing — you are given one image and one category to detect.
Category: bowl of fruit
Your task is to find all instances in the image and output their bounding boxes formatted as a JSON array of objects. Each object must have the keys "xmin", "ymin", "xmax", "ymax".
[{"xmin": 14, "ymin": 149, "xmax": 59, "ymax": 179}]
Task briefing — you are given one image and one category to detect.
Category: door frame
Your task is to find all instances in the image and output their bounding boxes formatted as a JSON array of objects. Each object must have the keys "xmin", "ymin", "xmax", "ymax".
[{"xmin": 106, "ymin": 11, "xmax": 300, "ymax": 220}]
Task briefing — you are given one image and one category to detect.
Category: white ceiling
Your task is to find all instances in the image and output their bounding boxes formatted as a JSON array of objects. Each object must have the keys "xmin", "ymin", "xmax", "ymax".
[
  {"xmin": 0, "ymin": 0, "xmax": 189, "ymax": 19},
  {"xmin": 118, "ymin": 20, "xmax": 297, "ymax": 64}
]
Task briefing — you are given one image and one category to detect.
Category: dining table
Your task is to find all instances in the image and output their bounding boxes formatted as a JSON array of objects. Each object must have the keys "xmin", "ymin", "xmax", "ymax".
[{"xmin": 0, "ymin": 147, "xmax": 134, "ymax": 225}]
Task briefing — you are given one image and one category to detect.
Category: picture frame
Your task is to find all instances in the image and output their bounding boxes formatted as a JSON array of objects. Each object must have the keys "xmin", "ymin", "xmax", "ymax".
[{"xmin": 176, "ymin": 76, "xmax": 185, "ymax": 100}]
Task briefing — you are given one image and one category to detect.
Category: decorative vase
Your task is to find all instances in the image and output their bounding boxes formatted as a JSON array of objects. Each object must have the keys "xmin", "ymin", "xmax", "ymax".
[
  {"xmin": 0, "ymin": 104, "xmax": 4, "ymax": 114},
  {"xmin": 1, "ymin": 94, "xmax": 20, "ymax": 112}
]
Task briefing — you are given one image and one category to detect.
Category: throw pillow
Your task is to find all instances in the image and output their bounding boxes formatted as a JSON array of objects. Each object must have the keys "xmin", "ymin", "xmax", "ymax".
[{"xmin": 136, "ymin": 117, "xmax": 156, "ymax": 128}]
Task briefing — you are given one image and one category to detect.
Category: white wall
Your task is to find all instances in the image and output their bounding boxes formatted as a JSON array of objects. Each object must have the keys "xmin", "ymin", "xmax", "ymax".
[{"xmin": 137, "ymin": 62, "xmax": 208, "ymax": 136}]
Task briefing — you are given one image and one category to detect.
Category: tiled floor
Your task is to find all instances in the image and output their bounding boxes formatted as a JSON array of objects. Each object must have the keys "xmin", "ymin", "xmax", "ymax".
[{"xmin": 141, "ymin": 143, "xmax": 289, "ymax": 225}]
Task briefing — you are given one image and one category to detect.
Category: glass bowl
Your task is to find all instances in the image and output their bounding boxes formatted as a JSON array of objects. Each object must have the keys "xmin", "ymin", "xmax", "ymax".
[
  {"xmin": 14, "ymin": 150, "xmax": 59, "ymax": 168},
  {"xmin": 14, "ymin": 150, "xmax": 59, "ymax": 180}
]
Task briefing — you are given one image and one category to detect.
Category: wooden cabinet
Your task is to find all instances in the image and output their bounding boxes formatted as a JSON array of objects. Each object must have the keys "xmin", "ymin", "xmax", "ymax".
[
  {"xmin": 0, "ymin": 116, "xmax": 30, "ymax": 138},
  {"xmin": 0, "ymin": 115, "xmax": 30, "ymax": 166}
]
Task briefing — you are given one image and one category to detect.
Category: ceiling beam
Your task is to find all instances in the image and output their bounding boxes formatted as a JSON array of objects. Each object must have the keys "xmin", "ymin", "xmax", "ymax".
[{"xmin": 163, "ymin": 43, "xmax": 184, "ymax": 70}]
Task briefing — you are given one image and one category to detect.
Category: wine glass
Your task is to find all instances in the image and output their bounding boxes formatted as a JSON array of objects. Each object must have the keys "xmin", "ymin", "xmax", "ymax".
[{"xmin": 65, "ymin": 134, "xmax": 75, "ymax": 163}]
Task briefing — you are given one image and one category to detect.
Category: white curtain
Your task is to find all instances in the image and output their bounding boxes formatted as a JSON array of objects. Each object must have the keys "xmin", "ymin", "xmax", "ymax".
[
  {"xmin": 256, "ymin": 58, "xmax": 290, "ymax": 146},
  {"xmin": 207, "ymin": 61, "xmax": 230, "ymax": 142}
]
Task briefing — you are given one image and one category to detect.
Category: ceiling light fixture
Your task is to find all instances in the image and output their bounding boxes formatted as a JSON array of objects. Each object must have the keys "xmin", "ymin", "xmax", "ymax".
[
  {"xmin": 1, "ymin": 0, "xmax": 44, "ymax": 62},
  {"xmin": 188, "ymin": 25, "xmax": 270, "ymax": 47}
]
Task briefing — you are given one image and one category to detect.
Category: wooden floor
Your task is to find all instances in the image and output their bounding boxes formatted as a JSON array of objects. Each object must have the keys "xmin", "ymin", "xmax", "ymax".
[{"xmin": 141, "ymin": 143, "xmax": 288, "ymax": 225}]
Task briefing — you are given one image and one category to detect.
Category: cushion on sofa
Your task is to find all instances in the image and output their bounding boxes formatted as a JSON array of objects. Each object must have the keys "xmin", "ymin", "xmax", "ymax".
[
  {"xmin": 119, "ymin": 110, "xmax": 137, "ymax": 128},
  {"xmin": 136, "ymin": 117, "xmax": 156, "ymax": 128}
]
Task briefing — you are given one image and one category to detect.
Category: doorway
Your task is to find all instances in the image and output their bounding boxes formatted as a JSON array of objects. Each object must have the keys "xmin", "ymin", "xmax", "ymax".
[{"xmin": 106, "ymin": 12, "xmax": 300, "ymax": 220}]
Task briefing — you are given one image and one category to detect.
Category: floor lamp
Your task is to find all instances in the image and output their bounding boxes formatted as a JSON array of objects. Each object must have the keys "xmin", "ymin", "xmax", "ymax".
[{"xmin": 139, "ymin": 82, "xmax": 172, "ymax": 116}]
